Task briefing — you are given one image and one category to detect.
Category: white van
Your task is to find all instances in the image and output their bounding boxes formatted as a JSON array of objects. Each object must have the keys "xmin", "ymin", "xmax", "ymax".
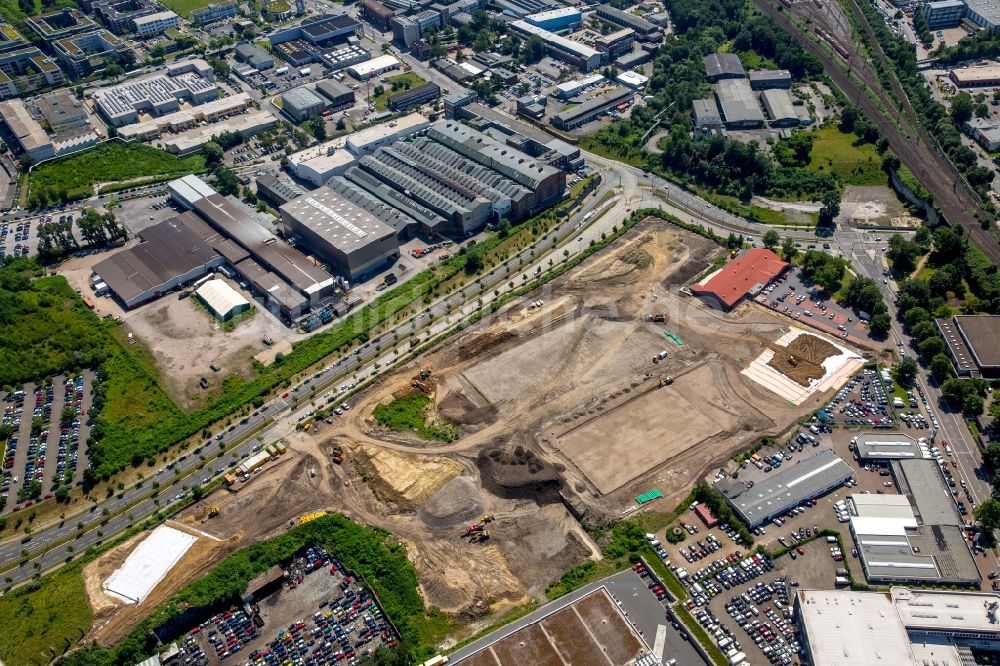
[
  {"xmin": 809, "ymin": 425, "xmax": 820, "ymax": 435},
  {"xmin": 945, "ymin": 444, "xmax": 953, "ymax": 456}
]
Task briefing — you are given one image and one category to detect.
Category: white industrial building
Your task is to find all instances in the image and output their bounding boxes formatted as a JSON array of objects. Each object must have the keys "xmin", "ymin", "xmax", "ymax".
[
  {"xmin": 797, "ymin": 587, "xmax": 1000, "ymax": 666},
  {"xmin": 132, "ymin": 10, "xmax": 180, "ymax": 36},
  {"xmin": 509, "ymin": 20, "xmax": 602, "ymax": 72},
  {"xmin": 195, "ymin": 279, "xmax": 250, "ymax": 321},
  {"xmin": 288, "ymin": 140, "xmax": 356, "ymax": 186},
  {"xmin": 555, "ymin": 73, "xmax": 605, "ymax": 99},
  {"xmin": 168, "ymin": 174, "xmax": 218, "ymax": 209},
  {"xmin": 345, "ymin": 112, "xmax": 429, "ymax": 155},
  {"xmin": 347, "ymin": 54, "xmax": 399, "ymax": 80}
]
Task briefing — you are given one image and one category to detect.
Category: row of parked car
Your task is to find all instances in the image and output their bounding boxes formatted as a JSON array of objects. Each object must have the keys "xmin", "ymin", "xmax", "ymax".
[{"xmin": 724, "ymin": 580, "xmax": 800, "ymax": 666}]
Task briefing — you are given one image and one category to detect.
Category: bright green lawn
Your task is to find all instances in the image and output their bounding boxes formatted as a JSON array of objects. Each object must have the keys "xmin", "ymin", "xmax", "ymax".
[
  {"xmin": 0, "ymin": 566, "xmax": 92, "ymax": 666},
  {"xmin": 371, "ymin": 72, "xmax": 428, "ymax": 111},
  {"xmin": 30, "ymin": 142, "xmax": 206, "ymax": 203},
  {"xmin": 807, "ymin": 126, "xmax": 885, "ymax": 186},
  {"xmin": 158, "ymin": 0, "xmax": 218, "ymax": 17},
  {"xmin": 372, "ymin": 392, "xmax": 458, "ymax": 442}
]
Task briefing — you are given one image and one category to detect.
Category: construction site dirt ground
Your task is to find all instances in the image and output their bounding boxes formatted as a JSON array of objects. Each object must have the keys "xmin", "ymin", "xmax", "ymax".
[{"xmin": 75, "ymin": 220, "xmax": 859, "ymax": 646}]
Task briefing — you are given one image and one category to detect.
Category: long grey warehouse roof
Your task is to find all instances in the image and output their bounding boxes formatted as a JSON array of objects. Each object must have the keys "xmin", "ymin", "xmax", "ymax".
[
  {"xmin": 279, "ymin": 186, "xmax": 396, "ymax": 254},
  {"xmin": 704, "ymin": 52, "xmax": 745, "ymax": 79},
  {"xmin": 715, "ymin": 78, "xmax": 764, "ymax": 125},
  {"xmin": 426, "ymin": 121, "xmax": 561, "ymax": 190},
  {"xmin": 893, "ymin": 459, "xmax": 962, "ymax": 527},
  {"xmin": 760, "ymin": 88, "xmax": 797, "ymax": 123},
  {"xmin": 315, "ymin": 78, "xmax": 354, "ymax": 101},
  {"xmin": 340, "ymin": 168, "xmax": 447, "ymax": 231},
  {"xmin": 552, "ymin": 85, "xmax": 632, "ymax": 125},
  {"xmin": 93, "ymin": 217, "xmax": 219, "ymax": 304},
  {"xmin": 854, "ymin": 433, "xmax": 923, "ymax": 461},
  {"xmin": 193, "ymin": 194, "xmax": 334, "ymax": 295},
  {"xmin": 718, "ymin": 450, "xmax": 854, "ymax": 525},
  {"xmin": 282, "ymin": 86, "xmax": 325, "ymax": 112}
]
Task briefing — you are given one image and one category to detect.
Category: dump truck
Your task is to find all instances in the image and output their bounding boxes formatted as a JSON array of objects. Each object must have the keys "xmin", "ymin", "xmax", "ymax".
[
  {"xmin": 331, "ymin": 446, "xmax": 344, "ymax": 464},
  {"xmin": 274, "ymin": 441, "xmax": 286, "ymax": 454},
  {"xmin": 223, "ymin": 473, "xmax": 236, "ymax": 486}
]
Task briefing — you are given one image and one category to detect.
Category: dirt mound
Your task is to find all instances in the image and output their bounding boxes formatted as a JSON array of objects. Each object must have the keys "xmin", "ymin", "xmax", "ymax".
[
  {"xmin": 768, "ymin": 334, "xmax": 839, "ymax": 386},
  {"xmin": 354, "ymin": 446, "xmax": 461, "ymax": 510},
  {"xmin": 409, "ymin": 539, "xmax": 524, "ymax": 615},
  {"xmin": 453, "ymin": 329, "xmax": 518, "ymax": 360},
  {"xmin": 438, "ymin": 389, "xmax": 498, "ymax": 426},
  {"xmin": 419, "ymin": 476, "xmax": 486, "ymax": 529},
  {"xmin": 477, "ymin": 443, "xmax": 563, "ymax": 500}
]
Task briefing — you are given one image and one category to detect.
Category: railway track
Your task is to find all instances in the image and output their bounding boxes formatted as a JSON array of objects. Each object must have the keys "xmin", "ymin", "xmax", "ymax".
[{"xmin": 756, "ymin": 0, "xmax": 1000, "ymax": 265}]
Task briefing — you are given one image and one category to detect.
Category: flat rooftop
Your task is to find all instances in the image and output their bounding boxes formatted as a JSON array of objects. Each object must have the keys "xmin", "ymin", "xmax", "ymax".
[
  {"xmin": 280, "ymin": 186, "xmax": 396, "ymax": 254},
  {"xmin": 954, "ymin": 315, "xmax": 1000, "ymax": 369},
  {"xmin": 718, "ymin": 449, "xmax": 854, "ymax": 525},
  {"xmin": 936, "ymin": 317, "xmax": 977, "ymax": 373},
  {"xmin": 797, "ymin": 589, "xmax": 914, "ymax": 666},
  {"xmin": 854, "ymin": 432, "xmax": 922, "ymax": 460}
]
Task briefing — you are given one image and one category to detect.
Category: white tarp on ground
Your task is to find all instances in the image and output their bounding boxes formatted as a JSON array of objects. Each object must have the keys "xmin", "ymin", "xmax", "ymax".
[
  {"xmin": 740, "ymin": 327, "xmax": 864, "ymax": 404},
  {"xmin": 103, "ymin": 524, "xmax": 196, "ymax": 604}
]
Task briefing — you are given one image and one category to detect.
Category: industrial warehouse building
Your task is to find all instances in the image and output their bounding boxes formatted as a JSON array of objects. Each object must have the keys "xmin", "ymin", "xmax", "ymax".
[
  {"xmin": 280, "ymin": 187, "xmax": 400, "ymax": 280},
  {"xmin": 714, "ymin": 450, "xmax": 854, "ymax": 528},
  {"xmin": 852, "ymin": 432, "xmax": 925, "ymax": 462},
  {"xmin": 195, "ymin": 279, "xmax": 250, "ymax": 321},
  {"xmin": 314, "ymin": 79, "xmax": 354, "ymax": 111},
  {"xmin": 691, "ymin": 247, "xmax": 788, "ymax": 309},
  {"xmin": 509, "ymin": 20, "xmax": 602, "ymax": 72},
  {"xmin": 936, "ymin": 315, "xmax": 1000, "ymax": 377},
  {"xmin": 92, "ymin": 217, "xmax": 223, "ymax": 309},
  {"xmin": 748, "ymin": 69, "xmax": 792, "ymax": 90},
  {"xmin": 796, "ymin": 587, "xmax": 1000, "ymax": 666},
  {"xmin": 949, "ymin": 64, "xmax": 1000, "ymax": 88},
  {"xmin": 704, "ymin": 52, "xmax": 745, "ymax": 81},
  {"xmin": 846, "ymin": 463, "xmax": 981, "ymax": 587},
  {"xmin": 594, "ymin": 4, "xmax": 660, "ymax": 41},
  {"xmin": 760, "ymin": 88, "xmax": 798, "ymax": 127},
  {"xmin": 281, "ymin": 87, "xmax": 326, "ymax": 122},
  {"xmin": 714, "ymin": 78, "xmax": 764, "ymax": 128},
  {"xmin": 387, "ymin": 81, "xmax": 440, "ymax": 111},
  {"xmin": 552, "ymin": 86, "xmax": 633, "ymax": 130}
]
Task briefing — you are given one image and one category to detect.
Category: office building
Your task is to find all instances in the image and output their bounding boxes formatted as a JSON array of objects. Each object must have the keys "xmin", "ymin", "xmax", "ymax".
[
  {"xmin": 594, "ymin": 4, "xmax": 660, "ymax": 40},
  {"xmin": 715, "ymin": 78, "xmax": 764, "ymax": 128},
  {"xmin": 387, "ymin": 81, "xmax": 439, "ymax": 111},
  {"xmin": 551, "ymin": 85, "xmax": 632, "ymax": 129},
  {"xmin": 555, "ymin": 73, "xmax": 605, "ymax": 99},
  {"xmin": 362, "ymin": 0, "xmax": 396, "ymax": 31},
  {"xmin": 192, "ymin": 0, "xmax": 237, "ymax": 24},
  {"xmin": 116, "ymin": 91, "xmax": 251, "ymax": 141},
  {"xmin": 288, "ymin": 140, "xmax": 357, "ymax": 186},
  {"xmin": 692, "ymin": 98, "xmax": 723, "ymax": 131},
  {"xmin": 509, "ymin": 20, "xmax": 602, "ymax": 71},
  {"xmin": 160, "ymin": 111, "xmax": 276, "ymax": 155},
  {"xmin": 796, "ymin": 587, "xmax": 1000, "ymax": 666},
  {"xmin": 714, "ymin": 449, "xmax": 854, "ymax": 527},
  {"xmin": 92, "ymin": 0, "xmax": 160, "ymax": 34},
  {"xmin": 132, "ymin": 10, "xmax": 180, "ymax": 36},
  {"xmin": 936, "ymin": 315, "xmax": 1000, "ymax": 377},
  {"xmin": 345, "ymin": 112, "xmax": 429, "ymax": 154},
  {"xmin": 594, "ymin": 28, "xmax": 635, "ymax": 59},
  {"xmin": 28, "ymin": 8, "xmax": 96, "ymax": 41},
  {"xmin": 36, "ymin": 90, "xmax": 89, "ymax": 132},
  {"xmin": 444, "ymin": 87, "xmax": 477, "ymax": 118},
  {"xmin": 523, "ymin": 6, "xmax": 581, "ymax": 30},
  {"xmin": 391, "ymin": 10, "xmax": 441, "ymax": 48},
  {"xmin": 281, "ymin": 86, "xmax": 326, "ymax": 122},
  {"xmin": 280, "ymin": 187, "xmax": 400, "ymax": 279},
  {"xmin": 0, "ymin": 98, "xmax": 55, "ymax": 162},
  {"xmin": 964, "ymin": 0, "xmax": 1000, "ymax": 31},
  {"xmin": 52, "ymin": 29, "xmax": 129, "ymax": 76},
  {"xmin": 93, "ymin": 67, "xmax": 219, "ymax": 126}
]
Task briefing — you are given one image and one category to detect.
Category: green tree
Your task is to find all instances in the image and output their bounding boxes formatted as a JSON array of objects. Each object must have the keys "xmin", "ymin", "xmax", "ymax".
[
  {"xmin": 964, "ymin": 393, "xmax": 985, "ymax": 416},
  {"xmin": 951, "ymin": 91, "xmax": 974, "ymax": 125},
  {"xmin": 974, "ymin": 497, "xmax": 1000, "ymax": 532},
  {"xmin": 893, "ymin": 356, "xmax": 919, "ymax": 387},
  {"xmin": 818, "ymin": 190, "xmax": 841, "ymax": 226},
  {"xmin": 984, "ymin": 442, "xmax": 1000, "ymax": 473},
  {"xmin": 780, "ymin": 237, "xmax": 798, "ymax": 262},
  {"xmin": 202, "ymin": 141, "xmax": 224, "ymax": 166},
  {"xmin": 762, "ymin": 230, "xmax": 780, "ymax": 250},
  {"xmin": 213, "ymin": 167, "xmax": 239, "ymax": 196},
  {"xmin": 917, "ymin": 336, "xmax": 945, "ymax": 359},
  {"xmin": 307, "ymin": 115, "xmax": 326, "ymax": 141},
  {"xmin": 930, "ymin": 353, "xmax": 954, "ymax": 382}
]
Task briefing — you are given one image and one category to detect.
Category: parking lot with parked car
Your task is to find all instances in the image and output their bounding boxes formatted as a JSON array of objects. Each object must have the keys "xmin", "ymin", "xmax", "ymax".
[
  {"xmin": 1, "ymin": 370, "xmax": 95, "ymax": 511},
  {"xmin": 179, "ymin": 544, "xmax": 399, "ymax": 666}
]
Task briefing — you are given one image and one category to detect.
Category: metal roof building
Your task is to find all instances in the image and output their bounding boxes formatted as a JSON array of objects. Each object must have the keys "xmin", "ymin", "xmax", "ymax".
[
  {"xmin": 716, "ymin": 449, "xmax": 854, "ymax": 527},
  {"xmin": 169, "ymin": 174, "xmax": 218, "ymax": 209},
  {"xmin": 551, "ymin": 85, "xmax": 633, "ymax": 130},
  {"xmin": 0, "ymin": 98, "xmax": 54, "ymax": 162},
  {"xmin": 281, "ymin": 86, "xmax": 326, "ymax": 122},
  {"xmin": 345, "ymin": 112, "xmax": 429, "ymax": 155},
  {"xmin": 853, "ymin": 433, "xmax": 925, "ymax": 461},
  {"xmin": 509, "ymin": 20, "xmax": 602, "ymax": 72},
  {"xmin": 195, "ymin": 279, "xmax": 250, "ymax": 321},
  {"xmin": 347, "ymin": 54, "xmax": 400, "ymax": 80},
  {"xmin": 796, "ymin": 587, "xmax": 1000, "ymax": 666},
  {"xmin": 748, "ymin": 69, "xmax": 792, "ymax": 90},
  {"xmin": 692, "ymin": 98, "xmax": 722, "ymax": 128},
  {"xmin": 936, "ymin": 315, "xmax": 1000, "ymax": 378},
  {"xmin": 846, "ymin": 459, "xmax": 980, "ymax": 586},
  {"xmin": 279, "ymin": 187, "xmax": 400, "ymax": 280},
  {"xmin": 93, "ymin": 217, "xmax": 224, "ymax": 309},
  {"xmin": 715, "ymin": 78, "xmax": 764, "ymax": 128},
  {"xmin": 760, "ymin": 88, "xmax": 798, "ymax": 127},
  {"xmin": 703, "ymin": 52, "xmax": 745, "ymax": 81}
]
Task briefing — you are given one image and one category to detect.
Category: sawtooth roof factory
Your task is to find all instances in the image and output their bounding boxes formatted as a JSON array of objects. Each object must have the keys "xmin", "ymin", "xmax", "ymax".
[{"xmin": 715, "ymin": 449, "xmax": 854, "ymax": 528}]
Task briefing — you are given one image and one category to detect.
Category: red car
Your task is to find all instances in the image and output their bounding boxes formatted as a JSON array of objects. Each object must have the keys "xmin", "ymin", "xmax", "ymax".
[
  {"xmin": 282, "ymin": 392, "xmax": 290, "ymax": 398},
  {"xmin": 796, "ymin": 547, "xmax": 805, "ymax": 555}
]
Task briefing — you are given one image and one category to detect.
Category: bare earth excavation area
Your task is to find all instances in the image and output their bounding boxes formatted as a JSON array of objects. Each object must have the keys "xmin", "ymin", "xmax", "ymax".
[{"xmin": 79, "ymin": 219, "xmax": 857, "ymax": 643}]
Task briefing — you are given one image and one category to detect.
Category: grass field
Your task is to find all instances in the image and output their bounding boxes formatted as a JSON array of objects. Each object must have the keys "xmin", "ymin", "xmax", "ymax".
[
  {"xmin": 373, "ymin": 392, "xmax": 459, "ymax": 442},
  {"xmin": 372, "ymin": 72, "xmax": 428, "ymax": 111},
  {"xmin": 0, "ymin": 565, "xmax": 91, "ymax": 666},
  {"xmin": 30, "ymin": 141, "xmax": 206, "ymax": 204},
  {"xmin": 807, "ymin": 126, "xmax": 884, "ymax": 186},
  {"xmin": 157, "ymin": 0, "xmax": 216, "ymax": 17}
]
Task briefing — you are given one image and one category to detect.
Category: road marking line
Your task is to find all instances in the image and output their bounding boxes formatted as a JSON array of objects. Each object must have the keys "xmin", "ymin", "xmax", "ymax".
[{"xmin": 653, "ymin": 623, "xmax": 667, "ymax": 659}]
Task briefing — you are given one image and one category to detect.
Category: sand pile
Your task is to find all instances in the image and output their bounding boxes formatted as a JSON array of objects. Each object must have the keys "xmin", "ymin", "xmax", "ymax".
[{"xmin": 419, "ymin": 476, "xmax": 485, "ymax": 528}]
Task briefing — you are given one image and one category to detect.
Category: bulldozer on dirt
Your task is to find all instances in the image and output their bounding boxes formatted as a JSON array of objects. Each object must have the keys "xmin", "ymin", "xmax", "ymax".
[
  {"xmin": 481, "ymin": 514, "xmax": 495, "ymax": 523},
  {"xmin": 659, "ymin": 376, "xmax": 673, "ymax": 387},
  {"xmin": 462, "ymin": 523, "xmax": 486, "ymax": 537},
  {"xmin": 471, "ymin": 530, "xmax": 490, "ymax": 543},
  {"xmin": 411, "ymin": 369, "xmax": 433, "ymax": 393},
  {"xmin": 208, "ymin": 507, "xmax": 219, "ymax": 518}
]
